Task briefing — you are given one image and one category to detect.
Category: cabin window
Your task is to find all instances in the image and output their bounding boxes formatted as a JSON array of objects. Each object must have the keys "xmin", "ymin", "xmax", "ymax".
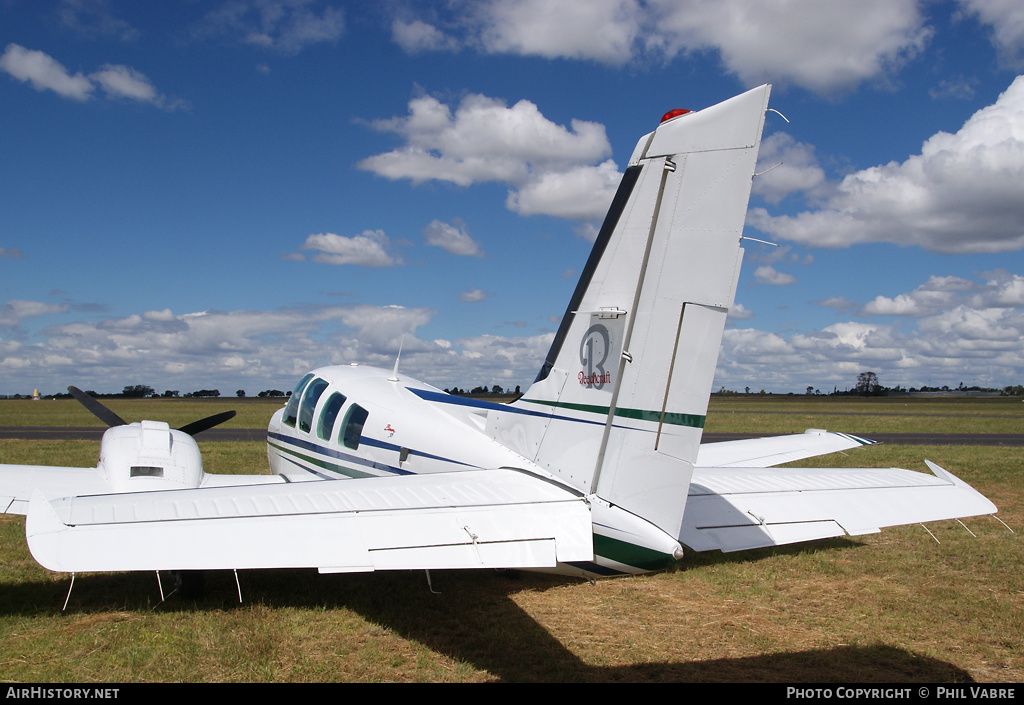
[
  {"xmin": 282, "ymin": 373, "xmax": 314, "ymax": 428},
  {"xmin": 342, "ymin": 404, "xmax": 368, "ymax": 450},
  {"xmin": 298, "ymin": 378, "xmax": 329, "ymax": 433},
  {"xmin": 130, "ymin": 466, "xmax": 163, "ymax": 478},
  {"xmin": 317, "ymin": 392, "xmax": 347, "ymax": 441}
]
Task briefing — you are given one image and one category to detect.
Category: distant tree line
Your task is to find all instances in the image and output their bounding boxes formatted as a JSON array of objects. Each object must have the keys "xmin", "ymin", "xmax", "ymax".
[
  {"xmin": 716, "ymin": 371, "xmax": 1023, "ymax": 397},
  {"xmin": 11, "ymin": 373, "xmax": 1024, "ymax": 401},
  {"xmin": 445, "ymin": 384, "xmax": 522, "ymax": 398}
]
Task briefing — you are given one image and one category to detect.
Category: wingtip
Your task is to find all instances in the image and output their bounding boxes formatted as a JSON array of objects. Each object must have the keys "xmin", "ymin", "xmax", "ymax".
[
  {"xmin": 923, "ymin": 460, "xmax": 999, "ymax": 516},
  {"xmin": 25, "ymin": 490, "xmax": 69, "ymax": 573}
]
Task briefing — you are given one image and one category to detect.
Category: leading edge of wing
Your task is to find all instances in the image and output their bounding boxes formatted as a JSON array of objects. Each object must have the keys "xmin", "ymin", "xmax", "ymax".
[
  {"xmin": 681, "ymin": 461, "xmax": 997, "ymax": 553},
  {"xmin": 25, "ymin": 468, "xmax": 593, "ymax": 574},
  {"xmin": 695, "ymin": 429, "xmax": 876, "ymax": 468}
]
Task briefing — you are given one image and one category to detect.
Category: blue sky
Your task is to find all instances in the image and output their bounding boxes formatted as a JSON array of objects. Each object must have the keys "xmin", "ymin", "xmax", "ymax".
[{"xmin": 2, "ymin": 0, "xmax": 1024, "ymax": 396}]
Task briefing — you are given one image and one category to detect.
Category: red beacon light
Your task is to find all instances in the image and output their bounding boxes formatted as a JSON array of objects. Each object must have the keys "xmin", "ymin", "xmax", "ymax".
[{"xmin": 660, "ymin": 108, "xmax": 691, "ymax": 123}]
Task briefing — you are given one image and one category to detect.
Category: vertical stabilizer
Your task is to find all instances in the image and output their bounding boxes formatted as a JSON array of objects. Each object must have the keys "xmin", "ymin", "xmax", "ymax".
[{"xmin": 487, "ymin": 85, "xmax": 771, "ymax": 538}]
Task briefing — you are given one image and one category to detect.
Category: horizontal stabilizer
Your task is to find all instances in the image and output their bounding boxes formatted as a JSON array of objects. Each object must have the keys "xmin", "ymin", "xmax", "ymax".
[
  {"xmin": 680, "ymin": 462, "xmax": 996, "ymax": 552},
  {"xmin": 26, "ymin": 468, "xmax": 593, "ymax": 573},
  {"xmin": 0, "ymin": 462, "xmax": 289, "ymax": 516},
  {"xmin": 696, "ymin": 429, "xmax": 876, "ymax": 468},
  {"xmin": 1, "ymin": 465, "xmax": 105, "ymax": 515}
]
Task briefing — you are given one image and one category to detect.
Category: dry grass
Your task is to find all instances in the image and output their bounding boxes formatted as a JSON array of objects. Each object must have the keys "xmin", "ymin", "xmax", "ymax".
[{"xmin": 0, "ymin": 399, "xmax": 1020, "ymax": 682}]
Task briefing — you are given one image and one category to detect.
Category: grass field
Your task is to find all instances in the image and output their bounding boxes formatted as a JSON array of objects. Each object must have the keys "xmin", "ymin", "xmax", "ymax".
[{"xmin": 0, "ymin": 397, "xmax": 1020, "ymax": 682}]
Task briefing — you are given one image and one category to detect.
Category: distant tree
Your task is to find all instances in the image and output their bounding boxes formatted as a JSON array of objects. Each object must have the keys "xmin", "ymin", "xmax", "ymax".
[
  {"xmin": 122, "ymin": 384, "xmax": 154, "ymax": 398},
  {"xmin": 855, "ymin": 371, "xmax": 881, "ymax": 396},
  {"xmin": 806, "ymin": 385, "xmax": 814, "ymax": 395},
  {"xmin": 490, "ymin": 384, "xmax": 503, "ymax": 395},
  {"xmin": 236, "ymin": 389, "xmax": 246, "ymax": 398},
  {"xmin": 162, "ymin": 390, "xmax": 180, "ymax": 398}
]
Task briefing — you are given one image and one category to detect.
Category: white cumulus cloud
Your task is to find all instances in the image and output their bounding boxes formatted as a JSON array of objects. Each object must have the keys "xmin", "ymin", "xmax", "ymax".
[
  {"xmin": 957, "ymin": 0, "xmax": 1024, "ymax": 68},
  {"xmin": 0, "ymin": 44, "xmax": 93, "ymax": 100},
  {"xmin": 392, "ymin": 0, "xmax": 935, "ymax": 94},
  {"xmin": 423, "ymin": 219, "xmax": 484, "ymax": 257},
  {"xmin": 718, "ymin": 272, "xmax": 1024, "ymax": 392},
  {"xmin": 299, "ymin": 230, "xmax": 403, "ymax": 267},
  {"xmin": 752, "ymin": 133, "xmax": 827, "ymax": 204},
  {"xmin": 458, "ymin": 287, "xmax": 489, "ymax": 303},
  {"xmin": 750, "ymin": 76, "xmax": 1024, "ymax": 254},
  {"xmin": 0, "ymin": 44, "xmax": 181, "ymax": 109},
  {"xmin": 753, "ymin": 265, "xmax": 797, "ymax": 286},
  {"xmin": 359, "ymin": 92, "xmax": 618, "ymax": 222}
]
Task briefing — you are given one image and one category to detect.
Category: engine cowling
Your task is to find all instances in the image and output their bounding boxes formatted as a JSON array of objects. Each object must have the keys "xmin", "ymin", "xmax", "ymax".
[{"xmin": 97, "ymin": 420, "xmax": 205, "ymax": 493}]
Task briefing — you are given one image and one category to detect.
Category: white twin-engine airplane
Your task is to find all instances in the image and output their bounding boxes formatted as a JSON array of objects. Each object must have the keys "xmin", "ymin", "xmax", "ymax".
[{"xmin": 0, "ymin": 85, "xmax": 997, "ymax": 581}]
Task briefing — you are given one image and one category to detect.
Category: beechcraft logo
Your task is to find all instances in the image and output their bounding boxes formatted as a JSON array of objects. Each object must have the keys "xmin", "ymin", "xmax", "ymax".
[{"xmin": 579, "ymin": 323, "xmax": 612, "ymax": 389}]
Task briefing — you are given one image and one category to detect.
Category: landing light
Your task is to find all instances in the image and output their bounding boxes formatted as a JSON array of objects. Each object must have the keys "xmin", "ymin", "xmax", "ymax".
[{"xmin": 660, "ymin": 108, "xmax": 691, "ymax": 123}]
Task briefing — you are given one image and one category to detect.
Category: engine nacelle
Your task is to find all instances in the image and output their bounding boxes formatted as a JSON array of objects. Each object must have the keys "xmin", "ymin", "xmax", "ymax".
[{"xmin": 97, "ymin": 421, "xmax": 205, "ymax": 493}]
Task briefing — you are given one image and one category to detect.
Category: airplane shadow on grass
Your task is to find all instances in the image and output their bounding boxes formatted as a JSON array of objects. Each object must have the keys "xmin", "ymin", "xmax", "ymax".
[{"xmin": 0, "ymin": 537, "xmax": 976, "ymax": 683}]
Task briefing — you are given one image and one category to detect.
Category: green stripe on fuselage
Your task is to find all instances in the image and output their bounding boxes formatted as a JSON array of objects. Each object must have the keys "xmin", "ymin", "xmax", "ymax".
[
  {"xmin": 593, "ymin": 533, "xmax": 678, "ymax": 572},
  {"xmin": 268, "ymin": 440, "xmax": 377, "ymax": 479},
  {"xmin": 522, "ymin": 398, "xmax": 705, "ymax": 429}
]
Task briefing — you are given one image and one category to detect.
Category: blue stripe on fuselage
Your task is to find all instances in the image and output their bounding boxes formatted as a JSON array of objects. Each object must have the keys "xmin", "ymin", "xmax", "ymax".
[
  {"xmin": 409, "ymin": 388, "xmax": 617, "ymax": 428},
  {"xmin": 267, "ymin": 431, "xmax": 478, "ymax": 477}
]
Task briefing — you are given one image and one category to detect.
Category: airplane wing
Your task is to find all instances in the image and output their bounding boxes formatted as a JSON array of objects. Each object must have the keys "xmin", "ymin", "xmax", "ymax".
[
  {"xmin": 679, "ymin": 460, "xmax": 996, "ymax": 553},
  {"xmin": 696, "ymin": 429, "xmax": 876, "ymax": 468},
  {"xmin": 24, "ymin": 468, "xmax": 593, "ymax": 574}
]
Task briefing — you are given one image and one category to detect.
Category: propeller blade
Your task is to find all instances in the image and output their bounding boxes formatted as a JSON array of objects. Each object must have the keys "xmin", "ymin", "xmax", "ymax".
[
  {"xmin": 177, "ymin": 410, "xmax": 236, "ymax": 437},
  {"xmin": 68, "ymin": 385, "xmax": 127, "ymax": 428}
]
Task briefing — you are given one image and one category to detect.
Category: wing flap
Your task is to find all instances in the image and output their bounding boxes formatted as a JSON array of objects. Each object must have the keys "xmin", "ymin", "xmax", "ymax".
[
  {"xmin": 680, "ymin": 462, "xmax": 997, "ymax": 552},
  {"xmin": 26, "ymin": 469, "xmax": 593, "ymax": 573}
]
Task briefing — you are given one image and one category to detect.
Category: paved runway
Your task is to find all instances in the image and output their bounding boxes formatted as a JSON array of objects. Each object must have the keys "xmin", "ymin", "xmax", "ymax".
[{"xmin": 0, "ymin": 427, "xmax": 1020, "ymax": 445}]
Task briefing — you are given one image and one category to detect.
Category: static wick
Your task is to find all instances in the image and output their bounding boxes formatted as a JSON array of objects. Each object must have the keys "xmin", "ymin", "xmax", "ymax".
[
  {"xmin": 754, "ymin": 161, "xmax": 783, "ymax": 177},
  {"xmin": 992, "ymin": 515, "xmax": 1015, "ymax": 534},
  {"xmin": 920, "ymin": 523, "xmax": 940, "ymax": 544},
  {"xmin": 956, "ymin": 518, "xmax": 977, "ymax": 538},
  {"xmin": 740, "ymin": 236, "xmax": 779, "ymax": 247},
  {"xmin": 62, "ymin": 573, "xmax": 76, "ymax": 612},
  {"xmin": 425, "ymin": 569, "xmax": 441, "ymax": 595}
]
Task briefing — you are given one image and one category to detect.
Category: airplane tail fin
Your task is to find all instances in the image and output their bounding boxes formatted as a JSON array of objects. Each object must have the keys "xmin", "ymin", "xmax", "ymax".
[{"xmin": 487, "ymin": 85, "xmax": 771, "ymax": 538}]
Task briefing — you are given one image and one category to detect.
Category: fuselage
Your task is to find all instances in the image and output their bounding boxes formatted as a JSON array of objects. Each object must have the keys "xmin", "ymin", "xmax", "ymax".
[{"xmin": 266, "ymin": 364, "xmax": 684, "ymax": 577}]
